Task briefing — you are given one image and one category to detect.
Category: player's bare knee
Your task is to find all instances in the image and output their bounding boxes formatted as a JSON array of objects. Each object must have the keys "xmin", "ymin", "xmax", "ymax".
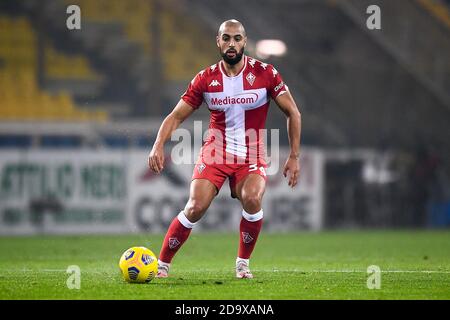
[
  {"xmin": 242, "ymin": 195, "xmax": 262, "ymax": 213},
  {"xmin": 184, "ymin": 200, "xmax": 207, "ymax": 222}
]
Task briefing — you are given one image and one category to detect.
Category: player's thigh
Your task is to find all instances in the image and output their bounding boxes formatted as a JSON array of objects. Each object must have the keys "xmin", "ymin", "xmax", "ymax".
[
  {"xmin": 185, "ymin": 178, "xmax": 217, "ymax": 214},
  {"xmin": 235, "ymin": 173, "xmax": 266, "ymax": 203}
]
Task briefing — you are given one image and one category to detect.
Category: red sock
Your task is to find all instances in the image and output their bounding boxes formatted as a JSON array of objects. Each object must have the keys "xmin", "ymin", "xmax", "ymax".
[
  {"xmin": 159, "ymin": 211, "xmax": 195, "ymax": 264},
  {"xmin": 238, "ymin": 209, "xmax": 263, "ymax": 259}
]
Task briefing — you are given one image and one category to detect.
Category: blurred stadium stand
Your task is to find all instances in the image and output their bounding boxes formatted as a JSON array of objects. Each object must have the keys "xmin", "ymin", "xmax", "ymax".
[{"xmin": 0, "ymin": 0, "xmax": 449, "ymax": 228}]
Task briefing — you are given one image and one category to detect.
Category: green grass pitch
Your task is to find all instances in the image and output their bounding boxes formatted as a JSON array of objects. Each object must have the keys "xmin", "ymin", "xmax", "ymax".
[{"xmin": 0, "ymin": 231, "xmax": 449, "ymax": 299}]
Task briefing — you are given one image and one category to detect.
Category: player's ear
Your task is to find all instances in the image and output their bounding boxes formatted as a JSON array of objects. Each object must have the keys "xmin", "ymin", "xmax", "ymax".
[{"xmin": 216, "ymin": 35, "xmax": 220, "ymax": 48}]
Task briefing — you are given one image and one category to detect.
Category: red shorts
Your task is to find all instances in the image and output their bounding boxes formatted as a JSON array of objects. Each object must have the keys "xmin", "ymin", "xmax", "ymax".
[{"xmin": 192, "ymin": 152, "xmax": 268, "ymax": 198}]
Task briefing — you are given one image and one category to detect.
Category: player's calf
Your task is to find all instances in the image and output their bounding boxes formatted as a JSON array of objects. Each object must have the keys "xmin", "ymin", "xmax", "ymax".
[{"xmin": 158, "ymin": 211, "xmax": 196, "ymax": 273}]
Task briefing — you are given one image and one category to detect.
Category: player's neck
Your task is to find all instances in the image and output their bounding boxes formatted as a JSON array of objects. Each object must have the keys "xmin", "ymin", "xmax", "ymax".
[{"xmin": 221, "ymin": 55, "xmax": 246, "ymax": 77}]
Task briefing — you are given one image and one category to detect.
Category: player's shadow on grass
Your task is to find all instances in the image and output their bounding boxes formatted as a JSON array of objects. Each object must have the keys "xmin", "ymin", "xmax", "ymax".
[{"xmin": 149, "ymin": 278, "xmax": 264, "ymax": 286}]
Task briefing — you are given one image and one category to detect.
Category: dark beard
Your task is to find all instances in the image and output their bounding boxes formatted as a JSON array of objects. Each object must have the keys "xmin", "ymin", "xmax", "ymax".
[{"xmin": 221, "ymin": 48, "xmax": 244, "ymax": 65}]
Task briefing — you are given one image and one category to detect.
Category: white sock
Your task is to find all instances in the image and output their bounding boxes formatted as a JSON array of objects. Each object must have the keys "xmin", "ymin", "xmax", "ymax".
[
  {"xmin": 242, "ymin": 208, "xmax": 263, "ymax": 222},
  {"xmin": 177, "ymin": 210, "xmax": 196, "ymax": 229}
]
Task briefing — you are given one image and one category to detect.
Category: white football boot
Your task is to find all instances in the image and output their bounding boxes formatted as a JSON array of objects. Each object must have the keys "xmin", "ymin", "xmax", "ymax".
[
  {"xmin": 236, "ymin": 258, "xmax": 253, "ymax": 279},
  {"xmin": 156, "ymin": 260, "xmax": 170, "ymax": 278}
]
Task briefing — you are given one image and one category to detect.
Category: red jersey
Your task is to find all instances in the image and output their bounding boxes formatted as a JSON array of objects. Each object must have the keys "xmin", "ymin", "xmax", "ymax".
[{"xmin": 181, "ymin": 55, "xmax": 288, "ymax": 164}]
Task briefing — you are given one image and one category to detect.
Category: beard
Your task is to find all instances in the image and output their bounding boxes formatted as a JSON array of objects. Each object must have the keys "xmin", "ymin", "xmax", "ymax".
[{"xmin": 221, "ymin": 47, "xmax": 244, "ymax": 65}]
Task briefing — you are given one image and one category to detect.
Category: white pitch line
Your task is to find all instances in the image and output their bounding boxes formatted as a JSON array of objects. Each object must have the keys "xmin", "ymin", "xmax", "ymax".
[
  {"xmin": 3, "ymin": 268, "xmax": 449, "ymax": 275},
  {"xmin": 41, "ymin": 269, "xmax": 67, "ymax": 272},
  {"xmin": 258, "ymin": 269, "xmax": 450, "ymax": 274},
  {"xmin": 380, "ymin": 270, "xmax": 450, "ymax": 274},
  {"xmin": 313, "ymin": 270, "xmax": 450, "ymax": 274}
]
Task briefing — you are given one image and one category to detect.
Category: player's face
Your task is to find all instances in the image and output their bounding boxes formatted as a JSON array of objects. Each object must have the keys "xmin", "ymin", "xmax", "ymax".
[{"xmin": 217, "ymin": 27, "xmax": 246, "ymax": 65}]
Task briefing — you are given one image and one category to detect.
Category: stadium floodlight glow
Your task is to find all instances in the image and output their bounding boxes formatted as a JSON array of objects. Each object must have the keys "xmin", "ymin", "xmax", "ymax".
[{"xmin": 255, "ymin": 39, "xmax": 287, "ymax": 59}]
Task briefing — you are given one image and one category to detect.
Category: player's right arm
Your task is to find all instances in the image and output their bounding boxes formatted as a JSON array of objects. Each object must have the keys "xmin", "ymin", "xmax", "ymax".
[
  {"xmin": 149, "ymin": 68, "xmax": 206, "ymax": 173},
  {"xmin": 148, "ymin": 99, "xmax": 196, "ymax": 174}
]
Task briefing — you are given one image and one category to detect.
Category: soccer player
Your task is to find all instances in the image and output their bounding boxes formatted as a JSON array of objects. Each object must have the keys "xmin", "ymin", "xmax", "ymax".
[{"xmin": 148, "ymin": 19, "xmax": 301, "ymax": 279}]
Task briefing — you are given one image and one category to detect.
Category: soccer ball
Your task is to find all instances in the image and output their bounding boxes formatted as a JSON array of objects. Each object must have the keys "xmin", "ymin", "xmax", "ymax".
[{"xmin": 119, "ymin": 246, "xmax": 158, "ymax": 283}]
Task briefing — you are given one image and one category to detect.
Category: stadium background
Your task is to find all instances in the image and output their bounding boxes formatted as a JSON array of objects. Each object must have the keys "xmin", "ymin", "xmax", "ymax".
[
  {"xmin": 1, "ymin": 0, "xmax": 449, "ymax": 233},
  {"xmin": 0, "ymin": 0, "xmax": 449, "ymax": 300}
]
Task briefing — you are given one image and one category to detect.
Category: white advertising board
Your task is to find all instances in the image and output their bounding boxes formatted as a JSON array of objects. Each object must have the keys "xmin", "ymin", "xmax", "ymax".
[{"xmin": 0, "ymin": 148, "xmax": 323, "ymax": 235}]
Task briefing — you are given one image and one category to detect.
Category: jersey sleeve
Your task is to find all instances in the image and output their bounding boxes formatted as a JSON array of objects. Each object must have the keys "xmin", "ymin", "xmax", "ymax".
[
  {"xmin": 268, "ymin": 65, "xmax": 288, "ymax": 100},
  {"xmin": 181, "ymin": 71, "xmax": 205, "ymax": 109}
]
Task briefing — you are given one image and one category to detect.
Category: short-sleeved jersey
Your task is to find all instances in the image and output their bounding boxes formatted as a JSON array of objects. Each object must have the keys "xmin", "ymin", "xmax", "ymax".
[{"xmin": 181, "ymin": 55, "xmax": 288, "ymax": 163}]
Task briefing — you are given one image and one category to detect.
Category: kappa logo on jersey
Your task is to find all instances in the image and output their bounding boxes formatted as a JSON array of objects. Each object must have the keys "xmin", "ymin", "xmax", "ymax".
[
  {"xmin": 242, "ymin": 232, "xmax": 254, "ymax": 244},
  {"xmin": 260, "ymin": 62, "xmax": 268, "ymax": 70},
  {"xmin": 209, "ymin": 79, "xmax": 221, "ymax": 87},
  {"xmin": 197, "ymin": 163, "xmax": 206, "ymax": 174},
  {"xmin": 249, "ymin": 58, "xmax": 256, "ymax": 68},
  {"xmin": 210, "ymin": 64, "xmax": 217, "ymax": 72},
  {"xmin": 168, "ymin": 238, "xmax": 181, "ymax": 249},
  {"xmin": 246, "ymin": 72, "xmax": 256, "ymax": 86}
]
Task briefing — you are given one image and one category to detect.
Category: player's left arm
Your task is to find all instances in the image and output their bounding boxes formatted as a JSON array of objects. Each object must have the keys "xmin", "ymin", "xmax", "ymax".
[{"xmin": 274, "ymin": 91, "xmax": 302, "ymax": 188}]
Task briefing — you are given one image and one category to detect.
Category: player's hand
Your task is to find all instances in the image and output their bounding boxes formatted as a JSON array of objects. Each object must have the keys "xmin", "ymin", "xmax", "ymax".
[
  {"xmin": 283, "ymin": 156, "xmax": 300, "ymax": 188},
  {"xmin": 148, "ymin": 145, "xmax": 164, "ymax": 174}
]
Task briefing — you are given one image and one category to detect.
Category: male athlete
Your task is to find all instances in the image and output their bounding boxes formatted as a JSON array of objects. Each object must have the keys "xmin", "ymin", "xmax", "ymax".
[{"xmin": 148, "ymin": 19, "xmax": 301, "ymax": 279}]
